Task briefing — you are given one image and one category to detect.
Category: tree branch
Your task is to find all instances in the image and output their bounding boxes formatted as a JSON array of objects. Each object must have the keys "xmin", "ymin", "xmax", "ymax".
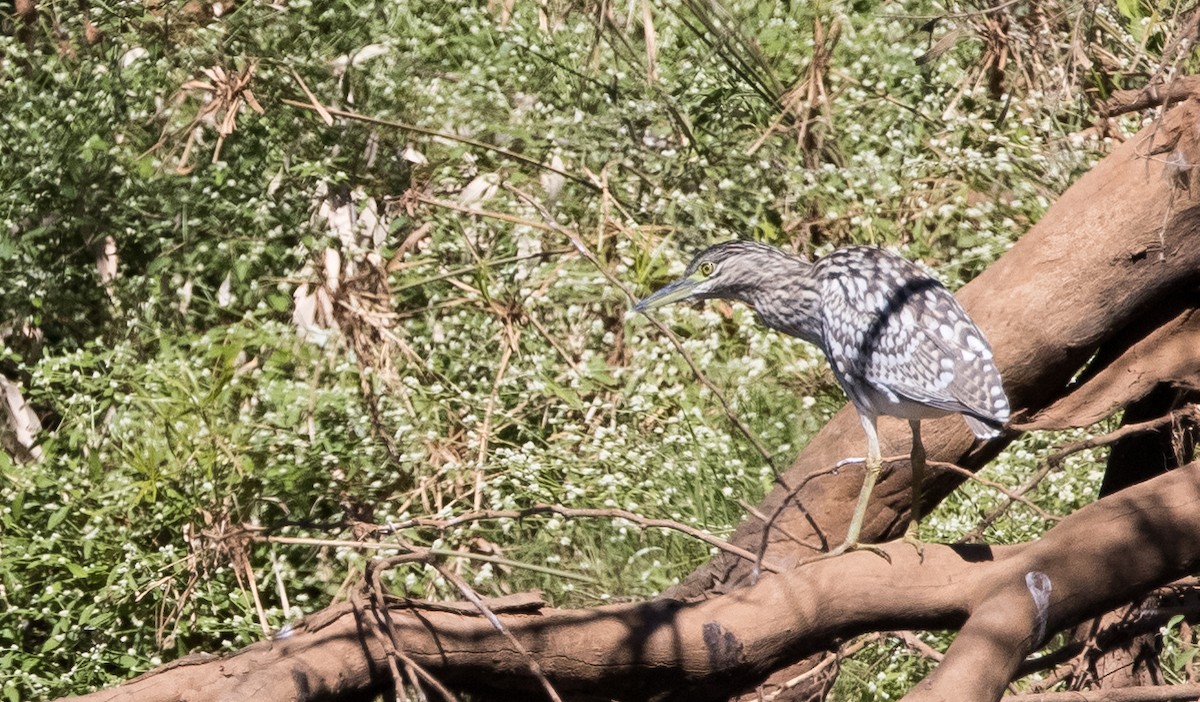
[
  {"xmin": 60, "ymin": 461, "xmax": 1200, "ymax": 702},
  {"xmin": 1005, "ymin": 684, "xmax": 1200, "ymax": 701},
  {"xmin": 1100, "ymin": 76, "xmax": 1200, "ymax": 118}
]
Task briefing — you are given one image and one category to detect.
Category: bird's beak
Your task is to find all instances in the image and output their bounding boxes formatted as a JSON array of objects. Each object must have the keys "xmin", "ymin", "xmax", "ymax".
[{"xmin": 633, "ymin": 275, "xmax": 701, "ymax": 313}]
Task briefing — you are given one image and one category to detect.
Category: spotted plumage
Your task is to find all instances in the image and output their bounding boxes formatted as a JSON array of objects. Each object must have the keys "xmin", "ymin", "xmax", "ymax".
[
  {"xmin": 635, "ymin": 239, "xmax": 1010, "ymax": 553},
  {"xmin": 812, "ymin": 247, "xmax": 1009, "ymax": 437}
]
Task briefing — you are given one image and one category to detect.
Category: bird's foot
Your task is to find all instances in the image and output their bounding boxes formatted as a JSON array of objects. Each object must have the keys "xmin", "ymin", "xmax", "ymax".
[
  {"xmin": 806, "ymin": 539, "xmax": 891, "ymax": 564},
  {"xmin": 902, "ymin": 523, "xmax": 926, "ymax": 562}
]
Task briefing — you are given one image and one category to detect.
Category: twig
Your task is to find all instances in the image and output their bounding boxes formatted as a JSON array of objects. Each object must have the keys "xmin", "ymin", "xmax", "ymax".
[
  {"xmin": 1044, "ymin": 405, "xmax": 1200, "ymax": 467},
  {"xmin": 737, "ymin": 499, "xmax": 822, "ymax": 552},
  {"xmin": 752, "ymin": 466, "xmax": 840, "ymax": 578},
  {"xmin": 925, "ymin": 459, "xmax": 1063, "ymax": 525},
  {"xmin": 762, "ymin": 651, "xmax": 839, "ymax": 701},
  {"xmin": 763, "ymin": 636, "xmax": 874, "ymax": 701},
  {"xmin": 410, "ymin": 193, "xmax": 559, "ymax": 232},
  {"xmin": 893, "ymin": 630, "xmax": 944, "ymax": 662},
  {"xmin": 363, "ymin": 557, "xmax": 461, "ymax": 702},
  {"xmin": 1100, "ymin": 69, "xmax": 1200, "ymax": 119},
  {"xmin": 381, "ymin": 504, "xmax": 785, "ymax": 574},
  {"xmin": 253, "ymin": 534, "xmax": 598, "ymax": 582},
  {"xmin": 958, "ymin": 459, "xmax": 1056, "ymax": 544},
  {"xmin": 475, "ymin": 340, "xmax": 514, "ymax": 511},
  {"xmin": 359, "ymin": 571, "xmax": 413, "ymax": 701},
  {"xmin": 233, "ymin": 547, "xmax": 270, "ymax": 636},
  {"xmin": 956, "ymin": 405, "xmax": 1200, "ymax": 544},
  {"xmin": 430, "ymin": 562, "xmax": 564, "ymax": 702},
  {"xmin": 281, "ymin": 99, "xmax": 592, "ymax": 190},
  {"xmin": 288, "ymin": 67, "xmax": 333, "ymax": 126},
  {"xmin": 269, "ymin": 549, "xmax": 292, "ymax": 621}
]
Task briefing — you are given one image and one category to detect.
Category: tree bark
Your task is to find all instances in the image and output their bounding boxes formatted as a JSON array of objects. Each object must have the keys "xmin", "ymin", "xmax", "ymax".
[{"xmin": 61, "ymin": 461, "xmax": 1200, "ymax": 702}]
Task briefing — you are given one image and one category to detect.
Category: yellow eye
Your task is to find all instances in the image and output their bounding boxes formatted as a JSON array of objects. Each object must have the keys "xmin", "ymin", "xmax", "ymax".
[{"xmin": 699, "ymin": 261, "xmax": 715, "ymax": 277}]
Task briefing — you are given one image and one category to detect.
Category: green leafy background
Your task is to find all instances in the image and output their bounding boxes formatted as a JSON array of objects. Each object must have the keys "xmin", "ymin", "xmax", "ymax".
[{"xmin": 0, "ymin": 1, "xmax": 1187, "ymax": 699}]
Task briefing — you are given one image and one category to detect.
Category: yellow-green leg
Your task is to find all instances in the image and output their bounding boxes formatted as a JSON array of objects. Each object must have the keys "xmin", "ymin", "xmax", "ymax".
[
  {"xmin": 826, "ymin": 413, "xmax": 883, "ymax": 558},
  {"xmin": 904, "ymin": 419, "xmax": 926, "ymax": 557}
]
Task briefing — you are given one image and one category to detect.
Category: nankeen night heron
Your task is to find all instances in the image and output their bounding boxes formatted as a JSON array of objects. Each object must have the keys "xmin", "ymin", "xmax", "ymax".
[{"xmin": 634, "ymin": 240, "xmax": 1009, "ymax": 555}]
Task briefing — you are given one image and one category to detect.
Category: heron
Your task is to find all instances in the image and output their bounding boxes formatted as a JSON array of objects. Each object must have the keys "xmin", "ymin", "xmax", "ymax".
[{"xmin": 634, "ymin": 240, "xmax": 1009, "ymax": 555}]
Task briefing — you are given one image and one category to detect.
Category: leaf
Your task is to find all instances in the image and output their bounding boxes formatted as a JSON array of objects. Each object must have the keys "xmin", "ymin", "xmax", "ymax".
[
  {"xmin": 46, "ymin": 505, "xmax": 70, "ymax": 530},
  {"xmin": 1116, "ymin": 0, "xmax": 1143, "ymax": 21},
  {"xmin": 542, "ymin": 379, "xmax": 584, "ymax": 411}
]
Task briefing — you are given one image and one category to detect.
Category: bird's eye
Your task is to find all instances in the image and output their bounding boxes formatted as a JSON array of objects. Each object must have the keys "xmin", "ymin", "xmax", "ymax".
[{"xmin": 699, "ymin": 261, "xmax": 715, "ymax": 277}]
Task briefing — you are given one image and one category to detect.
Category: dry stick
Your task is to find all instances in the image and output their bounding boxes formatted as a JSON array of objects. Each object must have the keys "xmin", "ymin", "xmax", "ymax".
[
  {"xmin": 411, "ymin": 193, "xmax": 560, "ymax": 232},
  {"xmin": 380, "ymin": 504, "xmax": 785, "ymax": 574},
  {"xmin": 234, "ymin": 547, "xmax": 271, "ymax": 637},
  {"xmin": 764, "ymin": 637, "xmax": 873, "ymax": 701},
  {"xmin": 355, "ymin": 586, "xmax": 410, "ymax": 702},
  {"xmin": 364, "ymin": 555, "xmax": 460, "ymax": 702},
  {"xmin": 287, "ymin": 68, "xmax": 333, "ymax": 126},
  {"xmin": 525, "ymin": 313, "xmax": 582, "ymax": 372},
  {"xmin": 751, "ymin": 466, "xmax": 841, "ymax": 577},
  {"xmin": 475, "ymin": 340, "xmax": 514, "ymax": 512},
  {"xmin": 962, "ymin": 405, "xmax": 1200, "ymax": 542},
  {"xmin": 737, "ymin": 499, "xmax": 823, "ymax": 552},
  {"xmin": 504, "ymin": 184, "xmax": 785, "ymax": 484},
  {"xmin": 1042, "ymin": 404, "xmax": 1200, "ymax": 467},
  {"xmin": 430, "ymin": 561, "xmax": 564, "ymax": 702},
  {"xmin": 281, "ymin": 99, "xmax": 591, "ymax": 190},
  {"xmin": 269, "ymin": 549, "xmax": 292, "ymax": 621},
  {"xmin": 371, "ymin": 536, "xmax": 561, "ymax": 702},
  {"xmin": 925, "ymin": 459, "xmax": 1063, "ymax": 524},
  {"xmin": 371, "ymin": 555, "xmax": 465, "ymax": 702},
  {"xmin": 256, "ymin": 534, "xmax": 598, "ymax": 582},
  {"xmin": 894, "ymin": 630, "xmax": 945, "ymax": 663},
  {"xmin": 959, "ymin": 459, "xmax": 1056, "ymax": 544},
  {"xmin": 1100, "ymin": 73, "xmax": 1200, "ymax": 119}
]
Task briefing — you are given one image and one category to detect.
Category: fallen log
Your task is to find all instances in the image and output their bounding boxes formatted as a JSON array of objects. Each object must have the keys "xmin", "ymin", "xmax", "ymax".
[{"xmin": 62, "ymin": 461, "xmax": 1200, "ymax": 702}]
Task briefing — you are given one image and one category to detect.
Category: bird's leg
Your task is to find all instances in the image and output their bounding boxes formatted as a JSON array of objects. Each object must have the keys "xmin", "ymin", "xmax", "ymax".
[
  {"xmin": 904, "ymin": 419, "xmax": 926, "ymax": 558},
  {"xmin": 822, "ymin": 414, "xmax": 889, "ymax": 561}
]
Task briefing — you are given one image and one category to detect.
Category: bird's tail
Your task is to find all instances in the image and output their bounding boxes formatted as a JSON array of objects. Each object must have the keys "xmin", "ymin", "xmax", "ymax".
[{"xmin": 964, "ymin": 414, "xmax": 1006, "ymax": 440}]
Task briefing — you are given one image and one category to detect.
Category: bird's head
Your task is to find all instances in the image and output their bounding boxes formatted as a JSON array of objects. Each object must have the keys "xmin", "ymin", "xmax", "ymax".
[{"xmin": 633, "ymin": 240, "xmax": 806, "ymax": 313}]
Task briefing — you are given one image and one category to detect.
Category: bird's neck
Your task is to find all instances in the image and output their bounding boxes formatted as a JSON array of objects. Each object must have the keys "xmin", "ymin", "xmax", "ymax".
[{"xmin": 745, "ymin": 263, "xmax": 823, "ymax": 345}]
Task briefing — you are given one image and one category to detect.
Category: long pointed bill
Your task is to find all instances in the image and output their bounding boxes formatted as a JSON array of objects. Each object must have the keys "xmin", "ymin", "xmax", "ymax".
[{"xmin": 633, "ymin": 276, "xmax": 701, "ymax": 313}]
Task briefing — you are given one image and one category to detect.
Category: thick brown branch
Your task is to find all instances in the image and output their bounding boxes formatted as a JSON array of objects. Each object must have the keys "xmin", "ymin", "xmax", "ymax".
[{"xmin": 61, "ymin": 462, "xmax": 1200, "ymax": 702}]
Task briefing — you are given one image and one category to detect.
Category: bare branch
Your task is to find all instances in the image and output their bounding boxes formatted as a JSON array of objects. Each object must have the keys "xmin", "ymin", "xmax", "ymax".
[
  {"xmin": 61, "ymin": 462, "xmax": 1200, "ymax": 702},
  {"xmin": 1100, "ymin": 76, "xmax": 1200, "ymax": 118},
  {"xmin": 1046, "ymin": 405, "xmax": 1200, "ymax": 467},
  {"xmin": 1005, "ymin": 683, "xmax": 1200, "ymax": 701}
]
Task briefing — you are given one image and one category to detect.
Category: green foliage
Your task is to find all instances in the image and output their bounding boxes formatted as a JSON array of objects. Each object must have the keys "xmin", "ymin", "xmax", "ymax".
[{"xmin": 0, "ymin": 1, "xmax": 1189, "ymax": 699}]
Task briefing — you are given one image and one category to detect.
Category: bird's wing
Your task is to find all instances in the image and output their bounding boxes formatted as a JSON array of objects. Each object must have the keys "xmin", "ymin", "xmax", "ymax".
[
  {"xmin": 862, "ymin": 282, "xmax": 1008, "ymax": 424},
  {"xmin": 816, "ymin": 250, "xmax": 1008, "ymax": 428}
]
